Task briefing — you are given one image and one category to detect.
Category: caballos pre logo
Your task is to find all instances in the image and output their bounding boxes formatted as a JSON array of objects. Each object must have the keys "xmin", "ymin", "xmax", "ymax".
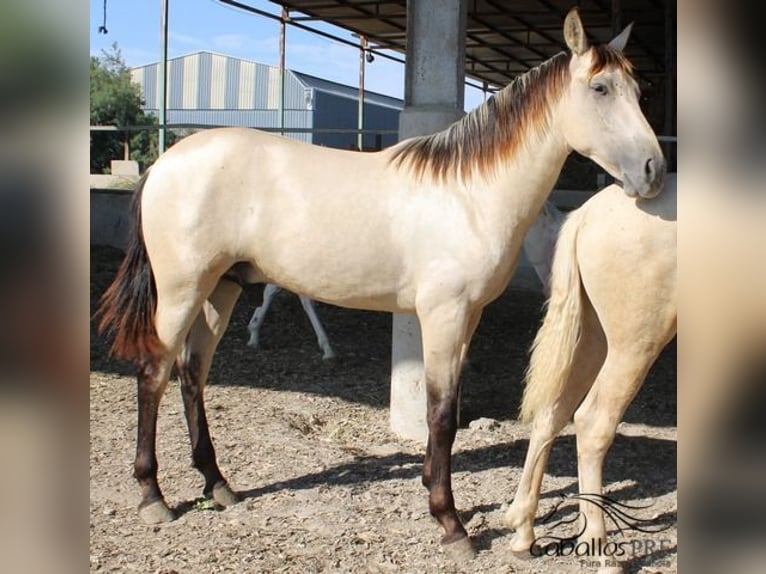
[{"xmin": 529, "ymin": 493, "xmax": 676, "ymax": 559}]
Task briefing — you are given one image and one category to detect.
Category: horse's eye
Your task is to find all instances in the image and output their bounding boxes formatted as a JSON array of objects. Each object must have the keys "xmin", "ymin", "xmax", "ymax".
[{"xmin": 591, "ymin": 83, "xmax": 608, "ymax": 96}]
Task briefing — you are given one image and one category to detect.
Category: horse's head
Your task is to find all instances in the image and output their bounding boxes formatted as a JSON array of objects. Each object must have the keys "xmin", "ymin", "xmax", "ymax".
[{"xmin": 558, "ymin": 8, "xmax": 665, "ymax": 199}]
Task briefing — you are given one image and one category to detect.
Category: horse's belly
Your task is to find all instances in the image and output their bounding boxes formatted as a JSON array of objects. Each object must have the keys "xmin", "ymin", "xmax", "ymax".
[{"xmin": 250, "ymin": 236, "xmax": 415, "ymax": 312}]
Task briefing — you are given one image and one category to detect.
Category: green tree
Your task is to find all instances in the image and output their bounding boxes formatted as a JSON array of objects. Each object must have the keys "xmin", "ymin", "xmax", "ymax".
[{"xmin": 90, "ymin": 44, "xmax": 173, "ymax": 173}]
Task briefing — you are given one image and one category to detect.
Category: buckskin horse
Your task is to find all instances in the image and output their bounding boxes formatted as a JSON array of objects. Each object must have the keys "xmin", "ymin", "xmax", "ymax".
[{"xmin": 97, "ymin": 8, "xmax": 664, "ymax": 560}]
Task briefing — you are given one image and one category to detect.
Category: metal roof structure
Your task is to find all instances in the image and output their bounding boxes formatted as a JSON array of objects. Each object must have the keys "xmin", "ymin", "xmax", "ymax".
[{"xmin": 262, "ymin": 0, "xmax": 674, "ymax": 90}]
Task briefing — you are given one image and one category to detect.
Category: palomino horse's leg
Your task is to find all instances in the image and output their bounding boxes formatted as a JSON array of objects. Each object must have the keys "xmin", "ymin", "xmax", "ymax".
[
  {"xmin": 298, "ymin": 295, "xmax": 335, "ymax": 360},
  {"xmin": 135, "ymin": 284, "xmax": 215, "ymax": 524},
  {"xmin": 247, "ymin": 284, "xmax": 280, "ymax": 348},
  {"xmin": 177, "ymin": 279, "xmax": 243, "ymax": 506},
  {"xmin": 135, "ymin": 357, "xmax": 176, "ymax": 524},
  {"xmin": 572, "ymin": 332, "xmax": 673, "ymax": 573},
  {"xmin": 418, "ymin": 298, "xmax": 476, "ymax": 560},
  {"xmin": 423, "ymin": 308, "xmax": 481, "ymax": 487},
  {"xmin": 456, "ymin": 308, "xmax": 482, "ymax": 427},
  {"xmin": 505, "ymin": 301, "xmax": 606, "ymax": 553},
  {"xmin": 459, "ymin": 309, "xmax": 483, "ymax": 369},
  {"xmin": 572, "ymin": 348, "xmax": 663, "ymax": 550}
]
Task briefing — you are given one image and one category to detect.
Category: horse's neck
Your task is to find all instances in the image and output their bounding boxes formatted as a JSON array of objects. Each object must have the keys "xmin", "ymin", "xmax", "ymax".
[{"xmin": 476, "ymin": 125, "xmax": 569, "ymax": 244}]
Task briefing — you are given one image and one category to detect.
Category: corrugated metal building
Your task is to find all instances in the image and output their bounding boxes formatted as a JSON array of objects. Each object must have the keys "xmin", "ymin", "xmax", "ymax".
[{"xmin": 131, "ymin": 51, "xmax": 402, "ymax": 149}]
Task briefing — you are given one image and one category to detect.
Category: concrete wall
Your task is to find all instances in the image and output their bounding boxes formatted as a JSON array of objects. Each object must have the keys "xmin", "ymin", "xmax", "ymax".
[{"xmin": 91, "ymin": 189, "xmax": 132, "ymax": 251}]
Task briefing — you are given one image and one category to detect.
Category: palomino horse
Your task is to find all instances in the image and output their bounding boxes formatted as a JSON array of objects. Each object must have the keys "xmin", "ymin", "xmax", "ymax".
[
  {"xmin": 505, "ymin": 174, "xmax": 677, "ymax": 571},
  {"xmin": 97, "ymin": 8, "xmax": 664, "ymax": 559},
  {"xmin": 247, "ymin": 284, "xmax": 336, "ymax": 360}
]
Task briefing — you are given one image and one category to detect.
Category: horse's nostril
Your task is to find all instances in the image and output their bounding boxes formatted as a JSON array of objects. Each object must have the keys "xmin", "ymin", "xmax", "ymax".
[{"xmin": 645, "ymin": 158, "xmax": 654, "ymax": 179}]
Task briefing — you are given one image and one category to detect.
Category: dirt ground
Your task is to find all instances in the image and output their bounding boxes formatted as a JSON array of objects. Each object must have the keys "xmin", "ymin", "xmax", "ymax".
[{"xmin": 90, "ymin": 246, "xmax": 677, "ymax": 573}]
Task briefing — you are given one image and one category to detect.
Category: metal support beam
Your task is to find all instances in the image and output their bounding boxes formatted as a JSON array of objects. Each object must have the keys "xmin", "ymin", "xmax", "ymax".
[
  {"xmin": 664, "ymin": 0, "xmax": 676, "ymax": 167},
  {"xmin": 357, "ymin": 35, "xmax": 367, "ymax": 150},
  {"xmin": 219, "ymin": 0, "xmax": 405, "ymax": 65},
  {"xmin": 158, "ymin": 0, "xmax": 168, "ymax": 154},
  {"xmin": 278, "ymin": 7, "xmax": 288, "ymax": 135}
]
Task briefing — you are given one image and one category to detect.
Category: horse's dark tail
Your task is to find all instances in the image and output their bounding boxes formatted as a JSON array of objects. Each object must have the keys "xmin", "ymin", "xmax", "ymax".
[{"xmin": 95, "ymin": 172, "xmax": 163, "ymax": 361}]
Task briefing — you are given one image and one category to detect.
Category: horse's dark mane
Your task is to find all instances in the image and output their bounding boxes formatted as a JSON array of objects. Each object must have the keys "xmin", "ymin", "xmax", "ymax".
[
  {"xmin": 389, "ymin": 52, "xmax": 571, "ymax": 182},
  {"xmin": 390, "ymin": 45, "xmax": 633, "ymax": 183}
]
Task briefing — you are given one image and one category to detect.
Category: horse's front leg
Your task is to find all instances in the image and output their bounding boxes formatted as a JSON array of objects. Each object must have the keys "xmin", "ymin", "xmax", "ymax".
[{"xmin": 418, "ymin": 298, "xmax": 477, "ymax": 561}]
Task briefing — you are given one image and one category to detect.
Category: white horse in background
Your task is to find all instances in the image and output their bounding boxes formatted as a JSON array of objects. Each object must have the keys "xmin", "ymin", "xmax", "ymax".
[
  {"xmin": 246, "ymin": 284, "xmax": 335, "ymax": 360},
  {"xmin": 505, "ymin": 174, "xmax": 677, "ymax": 573},
  {"xmin": 247, "ymin": 200, "xmax": 564, "ymax": 359},
  {"xmin": 523, "ymin": 201, "xmax": 565, "ymax": 296}
]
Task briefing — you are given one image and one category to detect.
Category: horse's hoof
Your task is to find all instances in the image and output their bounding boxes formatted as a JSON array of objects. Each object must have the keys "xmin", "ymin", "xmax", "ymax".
[
  {"xmin": 509, "ymin": 533, "xmax": 536, "ymax": 556},
  {"xmin": 212, "ymin": 482, "xmax": 240, "ymax": 507},
  {"xmin": 138, "ymin": 500, "xmax": 174, "ymax": 524},
  {"xmin": 246, "ymin": 337, "xmax": 259, "ymax": 349},
  {"xmin": 322, "ymin": 351, "xmax": 336, "ymax": 361},
  {"xmin": 442, "ymin": 536, "xmax": 476, "ymax": 563},
  {"xmin": 510, "ymin": 546, "xmax": 537, "ymax": 560}
]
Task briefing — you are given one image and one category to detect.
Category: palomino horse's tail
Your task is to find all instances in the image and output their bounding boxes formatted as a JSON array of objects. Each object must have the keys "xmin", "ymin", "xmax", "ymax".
[
  {"xmin": 519, "ymin": 206, "xmax": 586, "ymax": 423},
  {"xmin": 96, "ymin": 172, "xmax": 163, "ymax": 361}
]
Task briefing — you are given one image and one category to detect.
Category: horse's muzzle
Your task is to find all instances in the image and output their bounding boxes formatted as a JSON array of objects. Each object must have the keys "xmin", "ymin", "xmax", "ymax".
[{"xmin": 623, "ymin": 155, "xmax": 667, "ymax": 199}]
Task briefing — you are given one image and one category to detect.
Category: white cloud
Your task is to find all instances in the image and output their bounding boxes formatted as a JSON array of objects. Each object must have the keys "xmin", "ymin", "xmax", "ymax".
[
  {"xmin": 212, "ymin": 33, "xmax": 278, "ymax": 56},
  {"xmin": 122, "ymin": 47, "xmax": 163, "ymax": 68},
  {"xmin": 169, "ymin": 31, "xmax": 204, "ymax": 47}
]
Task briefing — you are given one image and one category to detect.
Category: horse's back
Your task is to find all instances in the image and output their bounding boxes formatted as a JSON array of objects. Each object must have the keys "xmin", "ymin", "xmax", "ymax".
[
  {"xmin": 135, "ymin": 128, "xmax": 445, "ymax": 311},
  {"xmin": 140, "ymin": 128, "xmax": 401, "ymax": 298},
  {"xmin": 577, "ymin": 175, "xmax": 676, "ymax": 267},
  {"xmin": 576, "ymin": 176, "xmax": 677, "ymax": 342}
]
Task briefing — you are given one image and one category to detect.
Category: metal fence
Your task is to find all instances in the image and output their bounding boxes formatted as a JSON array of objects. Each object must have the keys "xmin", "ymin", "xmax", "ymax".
[{"xmin": 90, "ymin": 124, "xmax": 401, "ymax": 169}]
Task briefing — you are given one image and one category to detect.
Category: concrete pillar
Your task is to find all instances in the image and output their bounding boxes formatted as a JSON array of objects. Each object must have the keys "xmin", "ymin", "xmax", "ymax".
[{"xmin": 390, "ymin": 0, "xmax": 467, "ymax": 442}]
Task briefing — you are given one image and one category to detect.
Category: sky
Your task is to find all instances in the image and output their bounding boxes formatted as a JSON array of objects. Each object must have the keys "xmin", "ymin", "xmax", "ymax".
[{"xmin": 89, "ymin": 0, "xmax": 486, "ymax": 111}]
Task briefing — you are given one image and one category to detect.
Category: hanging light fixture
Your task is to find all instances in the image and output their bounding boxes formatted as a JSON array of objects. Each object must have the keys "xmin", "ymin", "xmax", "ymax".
[{"xmin": 98, "ymin": 0, "xmax": 108, "ymax": 34}]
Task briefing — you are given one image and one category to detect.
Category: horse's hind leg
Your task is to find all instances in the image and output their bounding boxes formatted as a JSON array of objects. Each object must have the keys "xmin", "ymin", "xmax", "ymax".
[
  {"xmin": 572, "ymin": 345, "xmax": 664, "ymax": 564},
  {"xmin": 505, "ymin": 301, "xmax": 606, "ymax": 553},
  {"xmin": 178, "ymin": 279, "xmax": 242, "ymax": 506},
  {"xmin": 135, "ymin": 284, "xmax": 215, "ymax": 524},
  {"xmin": 134, "ymin": 358, "xmax": 177, "ymax": 524},
  {"xmin": 299, "ymin": 295, "xmax": 335, "ymax": 360}
]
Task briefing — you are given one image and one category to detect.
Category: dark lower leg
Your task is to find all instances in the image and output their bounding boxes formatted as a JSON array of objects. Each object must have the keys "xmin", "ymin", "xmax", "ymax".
[
  {"xmin": 134, "ymin": 360, "xmax": 166, "ymax": 508},
  {"xmin": 422, "ymin": 441, "xmax": 433, "ymax": 489},
  {"xmin": 426, "ymin": 393, "xmax": 467, "ymax": 545},
  {"xmin": 178, "ymin": 280, "xmax": 242, "ymax": 503},
  {"xmin": 178, "ymin": 353, "xmax": 226, "ymax": 495}
]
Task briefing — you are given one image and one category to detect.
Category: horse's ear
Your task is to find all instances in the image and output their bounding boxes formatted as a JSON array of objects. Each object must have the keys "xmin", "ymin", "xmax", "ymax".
[
  {"xmin": 564, "ymin": 8, "xmax": 589, "ymax": 56},
  {"xmin": 608, "ymin": 21, "xmax": 634, "ymax": 52}
]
